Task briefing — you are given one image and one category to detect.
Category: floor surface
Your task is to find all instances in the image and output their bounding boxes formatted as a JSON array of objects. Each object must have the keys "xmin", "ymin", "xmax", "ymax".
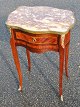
[{"xmin": 0, "ymin": 0, "xmax": 80, "ymax": 107}]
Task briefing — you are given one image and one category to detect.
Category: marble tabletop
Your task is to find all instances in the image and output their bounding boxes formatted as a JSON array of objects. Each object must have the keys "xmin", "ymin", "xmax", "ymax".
[{"xmin": 6, "ymin": 6, "xmax": 75, "ymax": 35}]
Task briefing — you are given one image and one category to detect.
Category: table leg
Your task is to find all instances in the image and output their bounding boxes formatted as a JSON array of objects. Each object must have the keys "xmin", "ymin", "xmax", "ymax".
[
  {"xmin": 59, "ymin": 45, "xmax": 64, "ymax": 101},
  {"xmin": 26, "ymin": 49, "xmax": 31, "ymax": 71},
  {"xmin": 10, "ymin": 38, "xmax": 22, "ymax": 91},
  {"xmin": 65, "ymin": 42, "xmax": 70, "ymax": 78}
]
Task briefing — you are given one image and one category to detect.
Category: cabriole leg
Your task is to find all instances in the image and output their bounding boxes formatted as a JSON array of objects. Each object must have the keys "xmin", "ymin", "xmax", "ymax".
[
  {"xmin": 26, "ymin": 49, "xmax": 31, "ymax": 71},
  {"xmin": 65, "ymin": 42, "xmax": 70, "ymax": 78},
  {"xmin": 59, "ymin": 45, "xmax": 65, "ymax": 101},
  {"xmin": 10, "ymin": 38, "xmax": 23, "ymax": 91}
]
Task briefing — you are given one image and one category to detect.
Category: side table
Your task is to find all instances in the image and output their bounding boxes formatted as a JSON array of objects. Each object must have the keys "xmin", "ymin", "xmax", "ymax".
[{"xmin": 6, "ymin": 6, "xmax": 75, "ymax": 101}]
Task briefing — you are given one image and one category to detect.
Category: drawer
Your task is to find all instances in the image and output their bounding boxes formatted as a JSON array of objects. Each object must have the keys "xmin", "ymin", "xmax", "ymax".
[{"xmin": 15, "ymin": 31, "xmax": 58, "ymax": 45}]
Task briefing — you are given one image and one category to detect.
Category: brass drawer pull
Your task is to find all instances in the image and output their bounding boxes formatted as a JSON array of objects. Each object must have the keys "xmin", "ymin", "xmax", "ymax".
[{"xmin": 32, "ymin": 38, "xmax": 36, "ymax": 42}]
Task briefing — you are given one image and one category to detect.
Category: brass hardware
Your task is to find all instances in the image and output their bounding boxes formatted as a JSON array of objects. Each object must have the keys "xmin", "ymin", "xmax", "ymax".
[
  {"xmin": 61, "ymin": 34, "xmax": 65, "ymax": 48},
  {"xmin": 32, "ymin": 38, "xmax": 36, "ymax": 42},
  {"xmin": 61, "ymin": 95, "xmax": 63, "ymax": 101},
  {"xmin": 18, "ymin": 85, "xmax": 22, "ymax": 91},
  {"xmin": 9, "ymin": 28, "xmax": 12, "ymax": 38}
]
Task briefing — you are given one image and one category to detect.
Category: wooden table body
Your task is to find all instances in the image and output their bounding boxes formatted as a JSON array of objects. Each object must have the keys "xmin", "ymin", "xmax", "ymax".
[{"xmin": 10, "ymin": 28, "xmax": 70, "ymax": 97}]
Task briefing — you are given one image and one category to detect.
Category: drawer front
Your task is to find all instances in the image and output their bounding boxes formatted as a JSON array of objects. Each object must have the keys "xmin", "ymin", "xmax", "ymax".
[{"xmin": 15, "ymin": 32, "xmax": 58, "ymax": 45}]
